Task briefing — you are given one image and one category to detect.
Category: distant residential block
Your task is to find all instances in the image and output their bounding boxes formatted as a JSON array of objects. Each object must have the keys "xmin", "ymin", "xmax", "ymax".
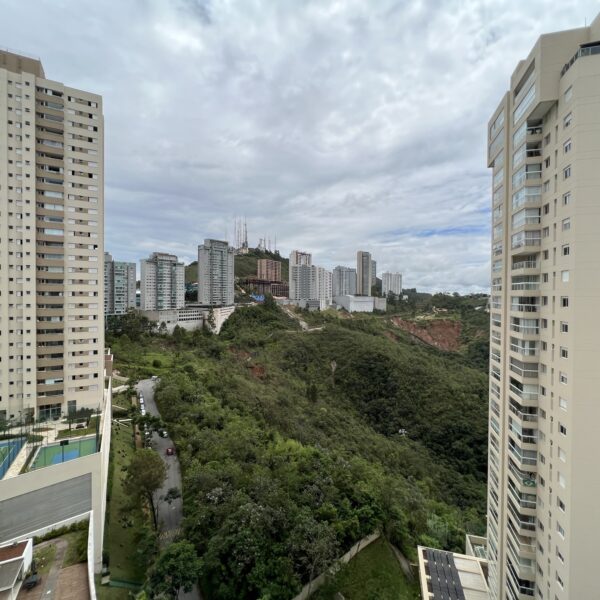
[
  {"xmin": 332, "ymin": 266, "xmax": 357, "ymax": 296},
  {"xmin": 140, "ymin": 252, "xmax": 185, "ymax": 310},
  {"xmin": 356, "ymin": 251, "xmax": 372, "ymax": 296},
  {"xmin": 382, "ymin": 272, "xmax": 402, "ymax": 296},
  {"xmin": 198, "ymin": 239, "xmax": 235, "ymax": 306},
  {"xmin": 257, "ymin": 258, "xmax": 282, "ymax": 282},
  {"xmin": 104, "ymin": 252, "xmax": 136, "ymax": 315}
]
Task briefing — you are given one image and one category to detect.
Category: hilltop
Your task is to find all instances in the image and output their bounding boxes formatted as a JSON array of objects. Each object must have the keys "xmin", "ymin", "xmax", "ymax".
[{"xmin": 185, "ymin": 248, "xmax": 289, "ymax": 283}]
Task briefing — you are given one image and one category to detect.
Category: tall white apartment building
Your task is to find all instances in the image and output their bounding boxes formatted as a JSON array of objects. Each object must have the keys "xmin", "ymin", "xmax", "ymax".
[
  {"xmin": 104, "ymin": 252, "xmax": 136, "ymax": 315},
  {"xmin": 371, "ymin": 259, "xmax": 377, "ymax": 286},
  {"xmin": 487, "ymin": 15, "xmax": 600, "ymax": 600},
  {"xmin": 197, "ymin": 239, "xmax": 235, "ymax": 306},
  {"xmin": 332, "ymin": 266, "xmax": 357, "ymax": 296},
  {"xmin": 356, "ymin": 251, "xmax": 372, "ymax": 296},
  {"xmin": 289, "ymin": 251, "xmax": 332, "ymax": 309},
  {"xmin": 0, "ymin": 50, "xmax": 104, "ymax": 422},
  {"xmin": 140, "ymin": 252, "xmax": 184, "ymax": 311},
  {"xmin": 382, "ymin": 272, "xmax": 402, "ymax": 296}
]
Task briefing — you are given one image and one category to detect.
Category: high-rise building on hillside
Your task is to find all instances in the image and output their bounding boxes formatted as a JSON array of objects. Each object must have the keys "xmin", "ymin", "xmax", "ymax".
[
  {"xmin": 371, "ymin": 260, "xmax": 377, "ymax": 286},
  {"xmin": 257, "ymin": 258, "xmax": 282, "ymax": 282},
  {"xmin": 332, "ymin": 266, "xmax": 357, "ymax": 297},
  {"xmin": 0, "ymin": 50, "xmax": 104, "ymax": 421},
  {"xmin": 140, "ymin": 252, "xmax": 184, "ymax": 311},
  {"xmin": 198, "ymin": 239, "xmax": 235, "ymax": 306},
  {"xmin": 487, "ymin": 14, "xmax": 600, "ymax": 600},
  {"xmin": 104, "ymin": 253, "xmax": 136, "ymax": 315},
  {"xmin": 382, "ymin": 272, "xmax": 402, "ymax": 296},
  {"xmin": 356, "ymin": 251, "xmax": 372, "ymax": 296},
  {"xmin": 289, "ymin": 251, "xmax": 331, "ymax": 309}
]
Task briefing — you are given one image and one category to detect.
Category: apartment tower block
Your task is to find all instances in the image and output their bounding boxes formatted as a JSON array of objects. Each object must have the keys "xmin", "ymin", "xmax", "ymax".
[
  {"xmin": 103, "ymin": 252, "xmax": 136, "ymax": 315},
  {"xmin": 0, "ymin": 50, "xmax": 104, "ymax": 421},
  {"xmin": 356, "ymin": 250, "xmax": 372, "ymax": 296},
  {"xmin": 198, "ymin": 239, "xmax": 235, "ymax": 306},
  {"xmin": 487, "ymin": 15, "xmax": 600, "ymax": 600},
  {"xmin": 140, "ymin": 252, "xmax": 184, "ymax": 311}
]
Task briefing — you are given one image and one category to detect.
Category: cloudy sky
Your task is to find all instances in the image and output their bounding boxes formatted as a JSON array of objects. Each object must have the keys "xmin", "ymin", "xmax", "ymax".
[{"xmin": 1, "ymin": 0, "xmax": 598, "ymax": 292}]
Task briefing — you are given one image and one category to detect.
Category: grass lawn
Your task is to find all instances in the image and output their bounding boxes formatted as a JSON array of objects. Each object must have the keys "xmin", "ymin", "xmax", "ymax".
[
  {"xmin": 95, "ymin": 582, "xmax": 135, "ymax": 600},
  {"xmin": 56, "ymin": 416, "xmax": 100, "ymax": 439},
  {"xmin": 104, "ymin": 423, "xmax": 146, "ymax": 583},
  {"xmin": 314, "ymin": 539, "xmax": 421, "ymax": 600},
  {"xmin": 62, "ymin": 529, "xmax": 89, "ymax": 568}
]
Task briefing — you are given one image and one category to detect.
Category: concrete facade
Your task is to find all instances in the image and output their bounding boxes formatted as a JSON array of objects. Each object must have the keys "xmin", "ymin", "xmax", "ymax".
[
  {"xmin": 382, "ymin": 272, "xmax": 403, "ymax": 296},
  {"xmin": 0, "ymin": 50, "xmax": 105, "ymax": 421},
  {"xmin": 486, "ymin": 14, "xmax": 600, "ymax": 600},
  {"xmin": 356, "ymin": 251, "xmax": 372, "ymax": 296},
  {"xmin": 140, "ymin": 252, "xmax": 184, "ymax": 311},
  {"xmin": 197, "ymin": 239, "xmax": 235, "ymax": 306},
  {"xmin": 103, "ymin": 252, "xmax": 135, "ymax": 315},
  {"xmin": 257, "ymin": 258, "xmax": 282, "ymax": 282},
  {"xmin": 289, "ymin": 251, "xmax": 331, "ymax": 309},
  {"xmin": 332, "ymin": 266, "xmax": 357, "ymax": 297},
  {"xmin": 334, "ymin": 295, "xmax": 374, "ymax": 313}
]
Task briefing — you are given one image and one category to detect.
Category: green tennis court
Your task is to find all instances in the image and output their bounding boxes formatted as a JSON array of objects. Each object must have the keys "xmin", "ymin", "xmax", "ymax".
[{"xmin": 30, "ymin": 436, "xmax": 98, "ymax": 470}]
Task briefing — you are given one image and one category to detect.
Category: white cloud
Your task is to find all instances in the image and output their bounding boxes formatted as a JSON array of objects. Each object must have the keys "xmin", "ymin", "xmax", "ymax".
[{"xmin": 1, "ymin": 0, "xmax": 598, "ymax": 291}]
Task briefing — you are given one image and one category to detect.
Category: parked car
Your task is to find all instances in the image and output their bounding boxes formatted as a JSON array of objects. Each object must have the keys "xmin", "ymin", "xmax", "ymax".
[
  {"xmin": 165, "ymin": 447, "xmax": 175, "ymax": 456},
  {"xmin": 75, "ymin": 423, "xmax": 86, "ymax": 429},
  {"xmin": 160, "ymin": 430, "xmax": 168, "ymax": 438}
]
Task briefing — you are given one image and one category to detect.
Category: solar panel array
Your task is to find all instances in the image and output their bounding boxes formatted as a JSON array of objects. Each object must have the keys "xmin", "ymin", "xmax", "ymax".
[{"xmin": 426, "ymin": 548, "xmax": 467, "ymax": 600}]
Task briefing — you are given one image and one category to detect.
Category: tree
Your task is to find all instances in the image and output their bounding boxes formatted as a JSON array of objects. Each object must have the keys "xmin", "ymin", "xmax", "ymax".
[
  {"xmin": 126, "ymin": 449, "xmax": 167, "ymax": 530},
  {"xmin": 289, "ymin": 512, "xmax": 338, "ymax": 595},
  {"xmin": 146, "ymin": 541, "xmax": 201, "ymax": 599}
]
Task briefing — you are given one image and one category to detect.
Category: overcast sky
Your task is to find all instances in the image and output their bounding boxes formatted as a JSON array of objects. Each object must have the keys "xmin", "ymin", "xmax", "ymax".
[{"xmin": 2, "ymin": 1, "xmax": 598, "ymax": 292}]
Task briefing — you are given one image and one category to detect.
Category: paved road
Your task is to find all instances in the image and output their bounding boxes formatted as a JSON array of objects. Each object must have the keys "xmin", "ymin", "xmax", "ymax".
[{"xmin": 136, "ymin": 379, "xmax": 200, "ymax": 600}]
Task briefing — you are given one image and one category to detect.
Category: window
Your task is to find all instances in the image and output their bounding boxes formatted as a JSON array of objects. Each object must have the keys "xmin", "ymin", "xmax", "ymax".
[
  {"xmin": 562, "ymin": 244, "xmax": 570, "ymax": 256},
  {"xmin": 562, "ymin": 270, "xmax": 570, "ymax": 283},
  {"xmin": 562, "ymin": 217, "xmax": 571, "ymax": 231},
  {"xmin": 557, "ymin": 522, "xmax": 565, "ymax": 538},
  {"xmin": 557, "ymin": 547, "xmax": 565, "ymax": 564},
  {"xmin": 559, "ymin": 397, "xmax": 568, "ymax": 410},
  {"xmin": 558, "ymin": 472, "xmax": 566, "ymax": 489},
  {"xmin": 557, "ymin": 572, "xmax": 564, "ymax": 589},
  {"xmin": 559, "ymin": 422, "xmax": 567, "ymax": 436},
  {"xmin": 559, "ymin": 372, "xmax": 568, "ymax": 385},
  {"xmin": 564, "ymin": 139, "xmax": 572, "ymax": 153},
  {"xmin": 563, "ymin": 165, "xmax": 571, "ymax": 179},
  {"xmin": 543, "ymin": 250, "xmax": 549, "ymax": 260},
  {"xmin": 558, "ymin": 448, "xmax": 566, "ymax": 463},
  {"xmin": 561, "ymin": 296, "xmax": 569, "ymax": 307},
  {"xmin": 560, "ymin": 321, "xmax": 569, "ymax": 333},
  {"xmin": 564, "ymin": 85, "xmax": 573, "ymax": 102},
  {"xmin": 563, "ymin": 192, "xmax": 571, "ymax": 205},
  {"xmin": 564, "ymin": 112, "xmax": 572, "ymax": 128},
  {"xmin": 560, "ymin": 347, "xmax": 568, "ymax": 358}
]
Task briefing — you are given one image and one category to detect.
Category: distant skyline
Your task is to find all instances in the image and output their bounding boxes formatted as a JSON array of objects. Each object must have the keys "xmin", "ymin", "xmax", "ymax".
[{"xmin": 2, "ymin": 0, "xmax": 598, "ymax": 292}]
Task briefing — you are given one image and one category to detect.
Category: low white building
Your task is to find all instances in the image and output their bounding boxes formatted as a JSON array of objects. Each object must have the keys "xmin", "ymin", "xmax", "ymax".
[
  {"xmin": 334, "ymin": 295, "xmax": 374, "ymax": 313},
  {"xmin": 141, "ymin": 305, "xmax": 235, "ymax": 334}
]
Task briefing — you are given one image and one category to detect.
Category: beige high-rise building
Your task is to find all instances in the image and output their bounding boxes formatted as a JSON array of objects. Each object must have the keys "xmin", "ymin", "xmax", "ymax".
[
  {"xmin": 356, "ymin": 250, "xmax": 372, "ymax": 296},
  {"xmin": 487, "ymin": 15, "xmax": 600, "ymax": 600},
  {"xmin": 0, "ymin": 50, "xmax": 104, "ymax": 422},
  {"xmin": 257, "ymin": 258, "xmax": 282, "ymax": 282},
  {"xmin": 140, "ymin": 252, "xmax": 185, "ymax": 311}
]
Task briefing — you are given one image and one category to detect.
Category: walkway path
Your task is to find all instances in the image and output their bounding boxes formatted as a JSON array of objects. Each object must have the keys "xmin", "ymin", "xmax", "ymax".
[
  {"xmin": 39, "ymin": 538, "xmax": 68, "ymax": 599},
  {"xmin": 136, "ymin": 379, "xmax": 200, "ymax": 600}
]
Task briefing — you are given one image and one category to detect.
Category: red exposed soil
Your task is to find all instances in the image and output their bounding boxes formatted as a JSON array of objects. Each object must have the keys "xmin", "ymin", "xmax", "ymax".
[{"xmin": 390, "ymin": 317, "xmax": 462, "ymax": 352}]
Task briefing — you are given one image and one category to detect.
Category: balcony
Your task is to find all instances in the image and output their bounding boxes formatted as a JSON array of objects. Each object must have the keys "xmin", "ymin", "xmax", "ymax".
[
  {"xmin": 509, "ymin": 400, "xmax": 538, "ymax": 423},
  {"xmin": 510, "ymin": 302, "xmax": 539, "ymax": 313},
  {"xmin": 508, "ymin": 460, "xmax": 537, "ymax": 489},
  {"xmin": 508, "ymin": 438, "xmax": 537, "ymax": 468},
  {"xmin": 509, "ymin": 380, "xmax": 539, "ymax": 403},
  {"xmin": 509, "ymin": 358, "xmax": 539, "ymax": 379},
  {"xmin": 510, "ymin": 341, "xmax": 538, "ymax": 356}
]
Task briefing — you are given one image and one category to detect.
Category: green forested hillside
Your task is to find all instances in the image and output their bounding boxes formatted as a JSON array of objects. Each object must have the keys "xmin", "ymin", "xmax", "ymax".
[
  {"xmin": 108, "ymin": 301, "xmax": 488, "ymax": 599},
  {"xmin": 185, "ymin": 248, "xmax": 289, "ymax": 283}
]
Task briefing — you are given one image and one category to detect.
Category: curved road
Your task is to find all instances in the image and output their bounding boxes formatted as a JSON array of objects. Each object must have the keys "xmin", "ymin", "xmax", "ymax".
[{"xmin": 136, "ymin": 379, "xmax": 200, "ymax": 600}]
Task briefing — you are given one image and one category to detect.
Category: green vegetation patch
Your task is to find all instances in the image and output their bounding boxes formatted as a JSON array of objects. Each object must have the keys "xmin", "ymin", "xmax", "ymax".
[{"xmin": 314, "ymin": 539, "xmax": 420, "ymax": 600}]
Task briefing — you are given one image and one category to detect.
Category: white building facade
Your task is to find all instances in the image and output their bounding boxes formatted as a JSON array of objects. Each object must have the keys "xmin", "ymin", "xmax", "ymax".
[
  {"xmin": 197, "ymin": 239, "xmax": 235, "ymax": 306},
  {"xmin": 104, "ymin": 252, "xmax": 136, "ymax": 315},
  {"xmin": 332, "ymin": 266, "xmax": 357, "ymax": 297},
  {"xmin": 382, "ymin": 272, "xmax": 402, "ymax": 296},
  {"xmin": 140, "ymin": 252, "xmax": 185, "ymax": 311}
]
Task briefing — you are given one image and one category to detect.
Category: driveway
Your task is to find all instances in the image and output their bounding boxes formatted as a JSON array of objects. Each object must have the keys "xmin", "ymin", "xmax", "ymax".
[{"xmin": 136, "ymin": 379, "xmax": 200, "ymax": 600}]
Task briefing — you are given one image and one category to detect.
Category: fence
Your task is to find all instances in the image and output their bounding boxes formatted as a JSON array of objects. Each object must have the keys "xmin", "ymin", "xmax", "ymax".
[{"xmin": 0, "ymin": 436, "xmax": 26, "ymax": 478}]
